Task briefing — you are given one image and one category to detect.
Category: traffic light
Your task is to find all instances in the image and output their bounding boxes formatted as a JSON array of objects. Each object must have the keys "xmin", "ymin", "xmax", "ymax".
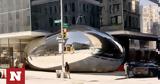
[{"xmin": 63, "ymin": 28, "xmax": 67, "ymax": 39}]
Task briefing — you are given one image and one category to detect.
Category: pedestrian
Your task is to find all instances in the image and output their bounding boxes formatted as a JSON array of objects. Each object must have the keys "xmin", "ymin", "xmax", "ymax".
[
  {"xmin": 65, "ymin": 62, "xmax": 71, "ymax": 79},
  {"xmin": 124, "ymin": 62, "xmax": 129, "ymax": 78},
  {"xmin": 0, "ymin": 71, "xmax": 1, "ymax": 78}
]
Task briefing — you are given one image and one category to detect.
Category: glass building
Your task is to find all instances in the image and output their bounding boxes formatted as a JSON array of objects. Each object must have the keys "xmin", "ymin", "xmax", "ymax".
[{"xmin": 0, "ymin": 0, "xmax": 30, "ymax": 33}]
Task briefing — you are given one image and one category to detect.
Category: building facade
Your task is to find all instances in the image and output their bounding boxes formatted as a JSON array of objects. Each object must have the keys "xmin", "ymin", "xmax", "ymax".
[
  {"xmin": 140, "ymin": 1, "xmax": 160, "ymax": 49},
  {"xmin": 0, "ymin": 0, "xmax": 100, "ymax": 34},
  {"xmin": 100, "ymin": 0, "xmax": 158, "ymax": 62},
  {"xmin": 101, "ymin": 0, "xmax": 140, "ymax": 32},
  {"xmin": 31, "ymin": 0, "xmax": 100, "ymax": 33},
  {"xmin": 140, "ymin": 2, "xmax": 160, "ymax": 34}
]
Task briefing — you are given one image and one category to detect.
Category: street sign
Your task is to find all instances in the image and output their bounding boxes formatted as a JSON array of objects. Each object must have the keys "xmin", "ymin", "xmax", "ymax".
[
  {"xmin": 63, "ymin": 23, "xmax": 69, "ymax": 28},
  {"xmin": 54, "ymin": 19, "xmax": 61, "ymax": 23}
]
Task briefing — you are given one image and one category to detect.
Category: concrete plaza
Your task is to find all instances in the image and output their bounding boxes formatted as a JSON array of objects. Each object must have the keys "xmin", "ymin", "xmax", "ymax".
[{"xmin": 0, "ymin": 70, "xmax": 159, "ymax": 84}]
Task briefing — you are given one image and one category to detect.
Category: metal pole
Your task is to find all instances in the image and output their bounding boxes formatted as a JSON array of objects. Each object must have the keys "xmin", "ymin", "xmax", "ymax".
[
  {"xmin": 121, "ymin": 0, "xmax": 124, "ymax": 29},
  {"xmin": 60, "ymin": 0, "xmax": 65, "ymax": 78},
  {"xmin": 19, "ymin": 39, "xmax": 22, "ymax": 63},
  {"xmin": 0, "ymin": 40, "xmax": 1, "ymax": 64}
]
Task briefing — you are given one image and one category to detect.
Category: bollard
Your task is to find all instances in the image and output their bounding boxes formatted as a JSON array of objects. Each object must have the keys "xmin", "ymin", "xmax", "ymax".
[{"xmin": 56, "ymin": 70, "xmax": 61, "ymax": 78}]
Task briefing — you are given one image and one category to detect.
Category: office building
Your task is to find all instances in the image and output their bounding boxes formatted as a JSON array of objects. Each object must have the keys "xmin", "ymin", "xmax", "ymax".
[
  {"xmin": 100, "ymin": 0, "xmax": 158, "ymax": 62},
  {"xmin": 140, "ymin": 0, "xmax": 160, "ymax": 50},
  {"xmin": 101, "ymin": 0, "xmax": 140, "ymax": 31}
]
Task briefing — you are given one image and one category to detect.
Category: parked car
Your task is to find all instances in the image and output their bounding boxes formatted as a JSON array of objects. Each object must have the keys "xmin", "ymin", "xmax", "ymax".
[{"xmin": 130, "ymin": 62, "xmax": 158, "ymax": 77}]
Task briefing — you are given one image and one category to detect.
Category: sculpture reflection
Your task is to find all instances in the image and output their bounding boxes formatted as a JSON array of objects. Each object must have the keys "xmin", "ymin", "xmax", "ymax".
[{"xmin": 26, "ymin": 25, "xmax": 124, "ymax": 72}]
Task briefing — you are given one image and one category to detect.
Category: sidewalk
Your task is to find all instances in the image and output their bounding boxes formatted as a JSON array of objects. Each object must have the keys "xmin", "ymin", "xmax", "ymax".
[{"xmin": 0, "ymin": 71, "xmax": 159, "ymax": 84}]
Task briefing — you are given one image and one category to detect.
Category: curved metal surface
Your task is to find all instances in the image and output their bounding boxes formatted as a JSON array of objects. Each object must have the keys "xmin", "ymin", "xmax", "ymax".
[{"xmin": 26, "ymin": 25, "xmax": 125, "ymax": 72}]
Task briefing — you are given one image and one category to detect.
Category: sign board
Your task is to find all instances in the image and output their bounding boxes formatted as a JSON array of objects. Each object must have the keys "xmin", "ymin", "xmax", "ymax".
[
  {"xmin": 54, "ymin": 19, "xmax": 61, "ymax": 23},
  {"xmin": 63, "ymin": 23, "xmax": 69, "ymax": 28},
  {"xmin": 6, "ymin": 68, "xmax": 25, "ymax": 84}
]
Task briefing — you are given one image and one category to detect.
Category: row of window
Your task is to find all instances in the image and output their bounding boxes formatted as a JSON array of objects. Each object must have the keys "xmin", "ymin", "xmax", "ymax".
[
  {"xmin": 35, "ymin": 2, "xmax": 89, "ymax": 16},
  {"xmin": 110, "ymin": 15, "xmax": 139, "ymax": 28},
  {"xmin": 64, "ymin": 3, "xmax": 90, "ymax": 13},
  {"xmin": 41, "ymin": 3, "xmax": 76, "ymax": 15},
  {"xmin": 109, "ymin": 0, "xmax": 139, "ymax": 14},
  {"xmin": 0, "ymin": 0, "xmax": 30, "ymax": 13},
  {"xmin": 124, "ymin": 16, "xmax": 139, "ymax": 28},
  {"xmin": 45, "ymin": 6, "xmax": 58, "ymax": 15},
  {"xmin": 64, "ymin": 3, "xmax": 75, "ymax": 13},
  {"xmin": 111, "ymin": 16, "xmax": 122, "ymax": 25},
  {"xmin": 0, "ymin": 9, "xmax": 31, "ymax": 33},
  {"xmin": 109, "ymin": 4, "xmax": 120, "ymax": 14}
]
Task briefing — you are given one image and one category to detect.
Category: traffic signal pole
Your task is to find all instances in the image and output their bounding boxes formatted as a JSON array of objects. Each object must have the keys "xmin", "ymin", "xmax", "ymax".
[{"xmin": 60, "ymin": 0, "xmax": 65, "ymax": 78}]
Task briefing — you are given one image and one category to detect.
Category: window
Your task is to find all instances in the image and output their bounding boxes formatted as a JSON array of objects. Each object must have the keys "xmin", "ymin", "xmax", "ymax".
[
  {"xmin": 8, "ymin": 13, "xmax": 12, "ymax": 20},
  {"xmin": 71, "ymin": 3, "xmax": 75, "ymax": 12},
  {"xmin": 111, "ymin": 17, "xmax": 116, "ymax": 24},
  {"xmin": 80, "ymin": 17, "xmax": 82, "ymax": 23},
  {"xmin": 64, "ymin": 4, "xmax": 68, "ymax": 12},
  {"xmin": 45, "ymin": 8, "xmax": 48, "ymax": 15},
  {"xmin": 54, "ymin": 6, "xmax": 57, "ymax": 13},
  {"xmin": 83, "ymin": 4, "xmax": 86, "ymax": 12},
  {"xmin": 124, "ymin": 16, "xmax": 128, "ymax": 27},
  {"xmin": 86, "ymin": 5, "xmax": 89, "ymax": 12},
  {"xmin": 49, "ymin": 18, "xmax": 53, "ymax": 27},
  {"xmin": 128, "ymin": 2, "xmax": 131, "ymax": 10},
  {"xmin": 129, "ymin": 16, "xmax": 131, "ymax": 26},
  {"xmin": 72, "ymin": 17, "xmax": 75, "ymax": 24},
  {"xmin": 112, "ymin": 4, "xmax": 120, "ymax": 13},
  {"xmin": 64, "ymin": 16, "xmax": 68, "ymax": 23},
  {"xmin": 109, "ymin": 5, "xmax": 112, "ymax": 14},
  {"xmin": 116, "ymin": 4, "xmax": 120, "ymax": 11},
  {"xmin": 49, "ymin": 7, "xmax": 53, "ymax": 14},
  {"xmin": 111, "ymin": 16, "xmax": 121, "ymax": 25},
  {"xmin": 117, "ymin": 16, "xmax": 122, "ymax": 24}
]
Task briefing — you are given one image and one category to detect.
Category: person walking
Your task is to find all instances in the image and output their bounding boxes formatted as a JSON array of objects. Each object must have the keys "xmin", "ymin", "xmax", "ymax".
[
  {"xmin": 0, "ymin": 71, "xmax": 1, "ymax": 78},
  {"xmin": 65, "ymin": 62, "xmax": 71, "ymax": 79},
  {"xmin": 124, "ymin": 62, "xmax": 129, "ymax": 78}
]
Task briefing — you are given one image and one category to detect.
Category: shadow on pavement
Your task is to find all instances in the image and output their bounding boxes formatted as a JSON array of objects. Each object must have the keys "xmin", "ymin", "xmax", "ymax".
[
  {"xmin": 115, "ymin": 77, "xmax": 128, "ymax": 80},
  {"xmin": 75, "ymin": 71, "xmax": 125, "ymax": 76}
]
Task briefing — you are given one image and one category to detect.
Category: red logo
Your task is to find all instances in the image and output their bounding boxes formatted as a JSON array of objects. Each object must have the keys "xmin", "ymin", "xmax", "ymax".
[{"xmin": 6, "ymin": 68, "xmax": 25, "ymax": 84}]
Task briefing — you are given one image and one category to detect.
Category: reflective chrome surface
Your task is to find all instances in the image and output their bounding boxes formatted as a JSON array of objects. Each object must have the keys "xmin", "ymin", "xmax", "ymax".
[{"xmin": 26, "ymin": 25, "xmax": 124, "ymax": 72}]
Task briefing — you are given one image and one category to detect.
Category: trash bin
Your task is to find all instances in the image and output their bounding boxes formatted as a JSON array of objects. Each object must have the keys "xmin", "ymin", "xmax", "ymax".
[{"xmin": 56, "ymin": 70, "xmax": 62, "ymax": 78}]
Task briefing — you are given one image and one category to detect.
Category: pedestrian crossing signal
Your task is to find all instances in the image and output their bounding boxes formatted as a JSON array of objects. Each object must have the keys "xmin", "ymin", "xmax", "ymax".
[{"xmin": 63, "ymin": 28, "xmax": 67, "ymax": 39}]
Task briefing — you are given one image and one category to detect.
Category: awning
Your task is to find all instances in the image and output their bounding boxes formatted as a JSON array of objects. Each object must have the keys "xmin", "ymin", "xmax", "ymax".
[{"xmin": 0, "ymin": 31, "xmax": 50, "ymax": 39}]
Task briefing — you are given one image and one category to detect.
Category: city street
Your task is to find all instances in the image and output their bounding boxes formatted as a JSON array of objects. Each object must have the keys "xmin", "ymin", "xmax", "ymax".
[{"xmin": 0, "ymin": 70, "xmax": 159, "ymax": 84}]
